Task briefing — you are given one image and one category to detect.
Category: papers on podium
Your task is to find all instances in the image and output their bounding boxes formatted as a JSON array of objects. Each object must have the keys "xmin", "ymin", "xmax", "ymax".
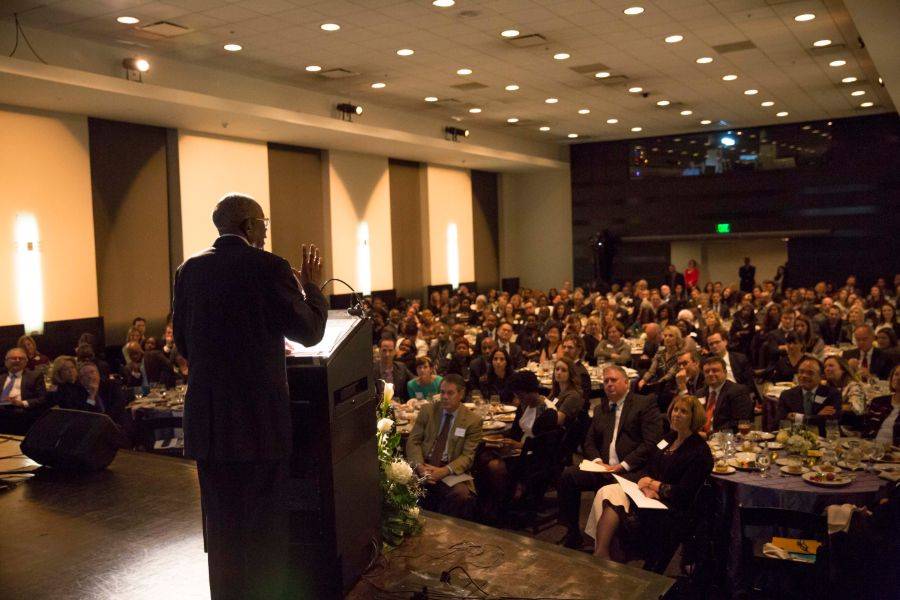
[{"xmin": 613, "ymin": 474, "xmax": 668, "ymax": 510}]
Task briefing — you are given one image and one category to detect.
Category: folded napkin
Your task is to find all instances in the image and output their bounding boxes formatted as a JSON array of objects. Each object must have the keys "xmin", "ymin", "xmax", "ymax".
[
  {"xmin": 826, "ymin": 504, "xmax": 857, "ymax": 534},
  {"xmin": 879, "ymin": 470, "xmax": 900, "ymax": 483}
]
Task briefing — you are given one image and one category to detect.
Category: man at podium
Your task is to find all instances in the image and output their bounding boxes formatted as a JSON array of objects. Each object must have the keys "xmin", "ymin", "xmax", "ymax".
[{"xmin": 173, "ymin": 193, "xmax": 328, "ymax": 600}]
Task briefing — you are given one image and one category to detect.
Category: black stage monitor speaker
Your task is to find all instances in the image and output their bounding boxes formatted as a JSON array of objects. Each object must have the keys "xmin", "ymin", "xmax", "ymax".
[{"xmin": 22, "ymin": 409, "xmax": 126, "ymax": 471}]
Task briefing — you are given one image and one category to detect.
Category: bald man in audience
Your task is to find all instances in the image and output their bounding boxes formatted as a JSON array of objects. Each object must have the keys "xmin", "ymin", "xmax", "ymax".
[{"xmin": 0, "ymin": 348, "xmax": 48, "ymax": 434}]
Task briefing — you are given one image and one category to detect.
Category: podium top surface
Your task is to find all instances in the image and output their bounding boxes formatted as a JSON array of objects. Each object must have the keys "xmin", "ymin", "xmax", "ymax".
[{"xmin": 285, "ymin": 310, "xmax": 363, "ymax": 360}]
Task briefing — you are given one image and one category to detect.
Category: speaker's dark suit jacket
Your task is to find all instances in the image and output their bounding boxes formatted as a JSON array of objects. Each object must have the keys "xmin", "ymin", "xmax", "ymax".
[
  {"xmin": 698, "ymin": 380, "xmax": 754, "ymax": 432},
  {"xmin": 173, "ymin": 235, "xmax": 328, "ymax": 462},
  {"xmin": 841, "ymin": 347, "xmax": 894, "ymax": 380},
  {"xmin": 583, "ymin": 392, "xmax": 662, "ymax": 472}
]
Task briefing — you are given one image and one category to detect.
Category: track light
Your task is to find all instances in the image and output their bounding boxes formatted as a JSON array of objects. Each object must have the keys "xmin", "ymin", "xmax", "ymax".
[
  {"xmin": 336, "ymin": 103, "xmax": 363, "ymax": 121},
  {"xmin": 444, "ymin": 126, "xmax": 469, "ymax": 142},
  {"xmin": 122, "ymin": 57, "xmax": 150, "ymax": 81}
]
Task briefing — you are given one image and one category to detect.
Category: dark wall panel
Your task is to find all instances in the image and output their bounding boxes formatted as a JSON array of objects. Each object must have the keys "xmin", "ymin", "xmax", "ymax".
[
  {"xmin": 570, "ymin": 114, "xmax": 900, "ymax": 287},
  {"xmin": 472, "ymin": 170, "xmax": 500, "ymax": 291},
  {"xmin": 267, "ymin": 143, "xmax": 324, "ymax": 268},
  {"xmin": 88, "ymin": 118, "xmax": 171, "ymax": 343},
  {"xmin": 388, "ymin": 160, "xmax": 425, "ymax": 300}
]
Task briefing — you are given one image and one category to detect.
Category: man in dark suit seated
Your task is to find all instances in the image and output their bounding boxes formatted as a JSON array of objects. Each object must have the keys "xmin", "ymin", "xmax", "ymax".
[
  {"xmin": 495, "ymin": 322, "xmax": 526, "ymax": 369},
  {"xmin": 406, "ymin": 374, "xmax": 482, "ymax": 520},
  {"xmin": 674, "ymin": 349, "xmax": 704, "ymax": 397},
  {"xmin": 173, "ymin": 193, "xmax": 328, "ymax": 600},
  {"xmin": 557, "ymin": 364, "xmax": 662, "ymax": 548},
  {"xmin": 762, "ymin": 311, "xmax": 796, "ymax": 370},
  {"xmin": 373, "ymin": 336, "xmax": 413, "ymax": 401},
  {"xmin": 776, "ymin": 356, "xmax": 841, "ymax": 431},
  {"xmin": 706, "ymin": 331, "xmax": 755, "ymax": 392},
  {"xmin": 56, "ymin": 362, "xmax": 127, "ymax": 420},
  {"xmin": 698, "ymin": 356, "xmax": 754, "ymax": 436},
  {"xmin": 562, "ymin": 334, "xmax": 593, "ymax": 401},
  {"xmin": 0, "ymin": 347, "xmax": 49, "ymax": 434},
  {"xmin": 843, "ymin": 324, "xmax": 894, "ymax": 381},
  {"xmin": 469, "ymin": 337, "xmax": 497, "ymax": 389}
]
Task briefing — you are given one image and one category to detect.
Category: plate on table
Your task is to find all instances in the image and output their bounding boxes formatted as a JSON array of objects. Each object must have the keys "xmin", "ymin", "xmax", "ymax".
[
  {"xmin": 494, "ymin": 413, "xmax": 516, "ymax": 423},
  {"xmin": 727, "ymin": 459, "xmax": 758, "ymax": 471},
  {"xmin": 497, "ymin": 404, "xmax": 517, "ymax": 414},
  {"xmin": 813, "ymin": 464, "xmax": 843, "ymax": 474},
  {"xmin": 836, "ymin": 461, "xmax": 864, "ymax": 471},
  {"xmin": 803, "ymin": 471, "xmax": 853, "ymax": 487},
  {"xmin": 483, "ymin": 421, "xmax": 506, "ymax": 431},
  {"xmin": 766, "ymin": 442, "xmax": 784, "ymax": 450},
  {"xmin": 749, "ymin": 431, "xmax": 775, "ymax": 441},
  {"xmin": 780, "ymin": 465, "xmax": 809, "ymax": 475},
  {"xmin": 483, "ymin": 433, "xmax": 505, "ymax": 443},
  {"xmin": 776, "ymin": 457, "xmax": 803, "ymax": 467},
  {"xmin": 712, "ymin": 465, "xmax": 736, "ymax": 475}
]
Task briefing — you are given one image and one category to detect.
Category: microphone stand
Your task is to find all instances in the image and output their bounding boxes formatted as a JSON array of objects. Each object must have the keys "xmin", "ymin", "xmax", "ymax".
[{"xmin": 320, "ymin": 278, "xmax": 368, "ymax": 318}]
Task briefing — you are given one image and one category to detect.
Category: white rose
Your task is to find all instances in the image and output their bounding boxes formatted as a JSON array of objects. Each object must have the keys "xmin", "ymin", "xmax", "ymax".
[
  {"xmin": 383, "ymin": 383, "xmax": 395, "ymax": 404},
  {"xmin": 386, "ymin": 460, "xmax": 413, "ymax": 484},
  {"xmin": 408, "ymin": 506, "xmax": 420, "ymax": 519},
  {"xmin": 377, "ymin": 418, "xmax": 394, "ymax": 434}
]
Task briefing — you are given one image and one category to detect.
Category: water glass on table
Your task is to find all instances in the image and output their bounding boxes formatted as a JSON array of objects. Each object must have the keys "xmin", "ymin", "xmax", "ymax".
[
  {"xmin": 757, "ymin": 444, "xmax": 771, "ymax": 478},
  {"xmin": 844, "ymin": 445, "xmax": 862, "ymax": 471},
  {"xmin": 825, "ymin": 419, "xmax": 840, "ymax": 444}
]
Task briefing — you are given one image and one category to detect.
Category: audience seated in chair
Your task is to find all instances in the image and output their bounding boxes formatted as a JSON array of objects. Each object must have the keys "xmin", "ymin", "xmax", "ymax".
[{"xmin": 0, "ymin": 347, "xmax": 49, "ymax": 434}]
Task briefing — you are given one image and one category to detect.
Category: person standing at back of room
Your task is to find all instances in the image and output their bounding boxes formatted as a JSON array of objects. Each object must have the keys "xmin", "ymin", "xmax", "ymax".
[
  {"xmin": 739, "ymin": 257, "xmax": 756, "ymax": 294},
  {"xmin": 173, "ymin": 193, "xmax": 328, "ymax": 600}
]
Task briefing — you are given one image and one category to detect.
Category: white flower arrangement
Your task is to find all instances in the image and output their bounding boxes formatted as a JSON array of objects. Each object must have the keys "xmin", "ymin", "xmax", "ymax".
[
  {"xmin": 386, "ymin": 459, "xmax": 413, "ymax": 484},
  {"xmin": 377, "ymin": 417, "xmax": 394, "ymax": 434}
]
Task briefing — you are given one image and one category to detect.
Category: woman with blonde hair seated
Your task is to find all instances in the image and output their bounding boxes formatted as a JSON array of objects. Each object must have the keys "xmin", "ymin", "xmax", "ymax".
[{"xmin": 586, "ymin": 395, "xmax": 712, "ymax": 567}]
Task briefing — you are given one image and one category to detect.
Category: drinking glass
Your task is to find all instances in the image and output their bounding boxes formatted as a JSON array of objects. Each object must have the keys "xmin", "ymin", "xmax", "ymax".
[
  {"xmin": 844, "ymin": 446, "xmax": 862, "ymax": 471},
  {"xmin": 779, "ymin": 419, "xmax": 792, "ymax": 434},
  {"xmin": 871, "ymin": 442, "xmax": 886, "ymax": 466},
  {"xmin": 825, "ymin": 420, "xmax": 840, "ymax": 444},
  {"xmin": 738, "ymin": 420, "xmax": 752, "ymax": 438},
  {"xmin": 860, "ymin": 440, "xmax": 876, "ymax": 472},
  {"xmin": 757, "ymin": 450, "xmax": 771, "ymax": 478}
]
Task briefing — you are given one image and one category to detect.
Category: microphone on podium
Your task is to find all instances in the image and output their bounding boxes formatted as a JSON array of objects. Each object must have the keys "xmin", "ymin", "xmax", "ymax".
[{"xmin": 320, "ymin": 278, "xmax": 368, "ymax": 318}]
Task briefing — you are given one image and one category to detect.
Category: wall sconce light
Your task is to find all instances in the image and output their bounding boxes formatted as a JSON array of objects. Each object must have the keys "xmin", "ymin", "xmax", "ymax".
[
  {"xmin": 337, "ymin": 103, "xmax": 363, "ymax": 121},
  {"xmin": 446, "ymin": 222, "xmax": 459, "ymax": 290},
  {"xmin": 14, "ymin": 213, "xmax": 44, "ymax": 335},
  {"xmin": 444, "ymin": 126, "xmax": 469, "ymax": 142},
  {"xmin": 122, "ymin": 57, "xmax": 150, "ymax": 82}
]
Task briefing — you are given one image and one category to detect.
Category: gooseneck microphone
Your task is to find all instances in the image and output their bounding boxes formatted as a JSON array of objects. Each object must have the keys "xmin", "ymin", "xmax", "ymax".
[{"xmin": 319, "ymin": 278, "xmax": 367, "ymax": 318}]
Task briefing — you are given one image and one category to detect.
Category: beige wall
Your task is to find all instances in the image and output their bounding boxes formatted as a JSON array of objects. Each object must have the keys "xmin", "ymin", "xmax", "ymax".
[
  {"xmin": 325, "ymin": 150, "xmax": 393, "ymax": 293},
  {"xmin": 671, "ymin": 239, "xmax": 787, "ymax": 289},
  {"xmin": 499, "ymin": 169, "xmax": 573, "ymax": 291},
  {"xmin": 178, "ymin": 131, "xmax": 271, "ymax": 258},
  {"xmin": 0, "ymin": 106, "xmax": 98, "ymax": 327},
  {"xmin": 423, "ymin": 165, "xmax": 475, "ymax": 286}
]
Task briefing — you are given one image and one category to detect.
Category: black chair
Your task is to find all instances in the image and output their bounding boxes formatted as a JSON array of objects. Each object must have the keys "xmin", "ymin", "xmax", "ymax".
[
  {"xmin": 507, "ymin": 428, "xmax": 563, "ymax": 532},
  {"xmin": 739, "ymin": 506, "xmax": 828, "ymax": 598}
]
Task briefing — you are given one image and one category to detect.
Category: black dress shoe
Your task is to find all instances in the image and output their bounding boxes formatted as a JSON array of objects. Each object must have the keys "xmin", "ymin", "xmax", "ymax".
[{"xmin": 559, "ymin": 531, "xmax": 583, "ymax": 549}]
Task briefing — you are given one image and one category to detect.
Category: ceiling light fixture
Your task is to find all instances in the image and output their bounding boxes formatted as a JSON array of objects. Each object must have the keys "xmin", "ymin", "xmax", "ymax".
[
  {"xmin": 371, "ymin": 82, "xmax": 386, "ymax": 89},
  {"xmin": 761, "ymin": 101, "xmax": 774, "ymax": 107},
  {"xmin": 539, "ymin": 126, "xmax": 551, "ymax": 132},
  {"xmin": 860, "ymin": 101, "xmax": 873, "ymax": 108},
  {"xmin": 722, "ymin": 74, "xmax": 737, "ymax": 81},
  {"xmin": 507, "ymin": 117, "xmax": 519, "ymax": 123},
  {"xmin": 456, "ymin": 68, "xmax": 472, "ymax": 75},
  {"xmin": 700, "ymin": 119, "xmax": 712, "ymax": 125},
  {"xmin": 568, "ymin": 133, "xmax": 579, "ymax": 138},
  {"xmin": 794, "ymin": 13, "xmax": 816, "ymax": 22},
  {"xmin": 578, "ymin": 108, "xmax": 590, "ymax": 114},
  {"xmin": 813, "ymin": 39, "xmax": 831, "ymax": 47},
  {"xmin": 117, "ymin": 16, "xmax": 139, "ymax": 25},
  {"xmin": 595, "ymin": 71, "xmax": 610, "ymax": 78},
  {"xmin": 224, "ymin": 43, "xmax": 242, "ymax": 52},
  {"xmin": 829, "ymin": 59, "xmax": 846, "ymax": 67},
  {"xmin": 396, "ymin": 48, "xmax": 414, "ymax": 56},
  {"xmin": 553, "ymin": 52, "xmax": 570, "ymax": 60},
  {"xmin": 628, "ymin": 86, "xmax": 643, "ymax": 93},
  {"xmin": 336, "ymin": 103, "xmax": 363, "ymax": 121},
  {"xmin": 505, "ymin": 84, "xmax": 519, "ymax": 91},
  {"xmin": 545, "ymin": 97, "xmax": 559, "ymax": 104},
  {"xmin": 631, "ymin": 126, "xmax": 642, "ymax": 132},
  {"xmin": 624, "ymin": 7, "xmax": 644, "ymax": 15},
  {"xmin": 744, "ymin": 89, "xmax": 758, "ymax": 95},
  {"xmin": 664, "ymin": 34, "xmax": 683, "ymax": 43},
  {"xmin": 305, "ymin": 65, "xmax": 322, "ymax": 72},
  {"xmin": 656, "ymin": 100, "xmax": 670, "ymax": 106},
  {"xmin": 424, "ymin": 96, "xmax": 438, "ymax": 102},
  {"xmin": 320, "ymin": 23, "xmax": 340, "ymax": 31},
  {"xmin": 433, "ymin": 0, "xmax": 455, "ymax": 7},
  {"xmin": 841, "ymin": 76, "xmax": 857, "ymax": 83},
  {"xmin": 776, "ymin": 111, "xmax": 789, "ymax": 117},
  {"xmin": 444, "ymin": 126, "xmax": 468, "ymax": 141},
  {"xmin": 696, "ymin": 56, "xmax": 713, "ymax": 64},
  {"xmin": 501, "ymin": 29, "xmax": 520, "ymax": 38},
  {"xmin": 680, "ymin": 110, "xmax": 692, "ymax": 116},
  {"xmin": 468, "ymin": 107, "xmax": 482, "ymax": 113},
  {"xmin": 851, "ymin": 90, "xmax": 865, "ymax": 96},
  {"xmin": 607, "ymin": 118, "xmax": 618, "ymax": 124}
]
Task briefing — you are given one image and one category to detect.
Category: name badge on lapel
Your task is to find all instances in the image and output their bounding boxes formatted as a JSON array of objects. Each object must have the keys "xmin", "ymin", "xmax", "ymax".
[
  {"xmin": 657, "ymin": 439, "xmax": 669, "ymax": 450},
  {"xmin": 698, "ymin": 397, "xmax": 707, "ymax": 406},
  {"xmin": 454, "ymin": 427, "xmax": 466, "ymax": 437}
]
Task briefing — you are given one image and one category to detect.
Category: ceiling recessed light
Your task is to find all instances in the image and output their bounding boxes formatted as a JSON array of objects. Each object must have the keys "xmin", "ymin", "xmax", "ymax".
[
  {"xmin": 656, "ymin": 100, "xmax": 670, "ymax": 106},
  {"xmin": 578, "ymin": 108, "xmax": 591, "ymax": 115},
  {"xmin": 433, "ymin": 0, "xmax": 455, "ymax": 7},
  {"xmin": 860, "ymin": 101, "xmax": 873, "ymax": 108},
  {"xmin": 700, "ymin": 119, "xmax": 712, "ymax": 125},
  {"xmin": 776, "ymin": 111, "xmax": 789, "ymax": 117},
  {"xmin": 305, "ymin": 65, "xmax": 321, "ymax": 72},
  {"xmin": 545, "ymin": 97, "xmax": 559, "ymax": 104},
  {"xmin": 761, "ymin": 101, "xmax": 774, "ymax": 107},
  {"xmin": 606, "ymin": 118, "xmax": 618, "ymax": 124},
  {"xmin": 456, "ymin": 68, "xmax": 472, "ymax": 75},
  {"xmin": 595, "ymin": 71, "xmax": 610, "ymax": 78},
  {"xmin": 507, "ymin": 117, "xmax": 519, "ymax": 123},
  {"xmin": 628, "ymin": 86, "xmax": 643, "ymax": 93},
  {"xmin": 829, "ymin": 59, "xmax": 847, "ymax": 67},
  {"xmin": 320, "ymin": 23, "xmax": 340, "ymax": 31},
  {"xmin": 696, "ymin": 56, "xmax": 713, "ymax": 64},
  {"xmin": 722, "ymin": 74, "xmax": 737, "ymax": 81},
  {"xmin": 223, "ymin": 43, "xmax": 242, "ymax": 52},
  {"xmin": 424, "ymin": 96, "xmax": 438, "ymax": 102},
  {"xmin": 117, "ymin": 16, "xmax": 139, "ymax": 25},
  {"xmin": 469, "ymin": 107, "xmax": 482, "ymax": 113},
  {"xmin": 631, "ymin": 126, "xmax": 642, "ymax": 132},
  {"xmin": 664, "ymin": 34, "xmax": 684, "ymax": 43},
  {"xmin": 568, "ymin": 133, "xmax": 579, "ymax": 138},
  {"xmin": 851, "ymin": 90, "xmax": 865, "ymax": 96},
  {"xmin": 539, "ymin": 126, "xmax": 550, "ymax": 132},
  {"xmin": 841, "ymin": 76, "xmax": 857, "ymax": 83},
  {"xmin": 501, "ymin": 29, "xmax": 520, "ymax": 38},
  {"xmin": 794, "ymin": 13, "xmax": 815, "ymax": 22},
  {"xmin": 680, "ymin": 109, "xmax": 692, "ymax": 116},
  {"xmin": 813, "ymin": 39, "xmax": 831, "ymax": 47},
  {"xmin": 623, "ymin": 7, "xmax": 644, "ymax": 16},
  {"xmin": 371, "ymin": 82, "xmax": 385, "ymax": 89},
  {"xmin": 505, "ymin": 84, "xmax": 519, "ymax": 91},
  {"xmin": 553, "ymin": 52, "xmax": 570, "ymax": 60},
  {"xmin": 744, "ymin": 89, "xmax": 758, "ymax": 95},
  {"xmin": 396, "ymin": 48, "xmax": 414, "ymax": 56}
]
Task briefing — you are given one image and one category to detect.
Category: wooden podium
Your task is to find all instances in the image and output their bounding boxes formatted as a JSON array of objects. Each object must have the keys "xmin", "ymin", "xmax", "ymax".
[{"xmin": 285, "ymin": 310, "xmax": 380, "ymax": 598}]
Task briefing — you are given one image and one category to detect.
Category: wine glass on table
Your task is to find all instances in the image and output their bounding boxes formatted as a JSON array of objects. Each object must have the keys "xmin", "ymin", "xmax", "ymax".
[
  {"xmin": 871, "ymin": 442, "xmax": 886, "ymax": 468},
  {"xmin": 738, "ymin": 420, "xmax": 751, "ymax": 441},
  {"xmin": 490, "ymin": 394, "xmax": 501, "ymax": 419},
  {"xmin": 844, "ymin": 445, "xmax": 862, "ymax": 471},
  {"xmin": 860, "ymin": 440, "xmax": 875, "ymax": 472},
  {"xmin": 757, "ymin": 446, "xmax": 771, "ymax": 478}
]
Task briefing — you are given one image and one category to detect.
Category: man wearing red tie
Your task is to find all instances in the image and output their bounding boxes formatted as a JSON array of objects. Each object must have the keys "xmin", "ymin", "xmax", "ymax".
[{"xmin": 697, "ymin": 357, "xmax": 753, "ymax": 437}]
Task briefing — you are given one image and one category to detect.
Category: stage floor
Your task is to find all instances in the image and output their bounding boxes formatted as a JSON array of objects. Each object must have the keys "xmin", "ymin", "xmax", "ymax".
[{"xmin": 1, "ymin": 437, "xmax": 671, "ymax": 599}]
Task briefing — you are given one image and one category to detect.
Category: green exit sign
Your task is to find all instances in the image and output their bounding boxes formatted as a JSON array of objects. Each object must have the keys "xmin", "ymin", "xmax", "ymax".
[{"xmin": 716, "ymin": 223, "xmax": 731, "ymax": 234}]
